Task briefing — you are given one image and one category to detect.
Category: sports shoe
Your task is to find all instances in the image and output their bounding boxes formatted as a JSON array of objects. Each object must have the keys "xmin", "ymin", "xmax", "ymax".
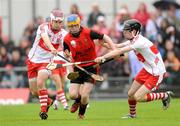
[
  {"xmin": 121, "ymin": 114, "xmax": 136, "ymax": 119},
  {"xmin": 39, "ymin": 112, "xmax": 48, "ymax": 120},
  {"xmin": 70, "ymin": 102, "xmax": 80, "ymax": 113},
  {"xmin": 53, "ymin": 100, "xmax": 59, "ymax": 110},
  {"xmin": 78, "ymin": 114, "xmax": 85, "ymax": 119},
  {"xmin": 47, "ymin": 98, "xmax": 53, "ymax": 112},
  {"xmin": 162, "ymin": 91, "xmax": 174, "ymax": 110},
  {"xmin": 64, "ymin": 105, "xmax": 69, "ymax": 110}
]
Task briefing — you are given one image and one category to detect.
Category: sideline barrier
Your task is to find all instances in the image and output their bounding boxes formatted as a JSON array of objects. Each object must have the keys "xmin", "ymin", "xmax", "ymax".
[{"xmin": 0, "ymin": 88, "xmax": 30, "ymax": 105}]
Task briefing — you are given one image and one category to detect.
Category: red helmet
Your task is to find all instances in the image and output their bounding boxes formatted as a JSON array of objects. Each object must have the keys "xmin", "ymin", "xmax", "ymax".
[{"xmin": 50, "ymin": 9, "xmax": 64, "ymax": 21}]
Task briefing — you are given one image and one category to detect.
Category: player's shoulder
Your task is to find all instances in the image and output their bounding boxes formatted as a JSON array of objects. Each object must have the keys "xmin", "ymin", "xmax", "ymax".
[
  {"xmin": 138, "ymin": 35, "xmax": 151, "ymax": 42},
  {"xmin": 82, "ymin": 27, "xmax": 91, "ymax": 34},
  {"xmin": 130, "ymin": 35, "xmax": 145, "ymax": 49},
  {"xmin": 38, "ymin": 22, "xmax": 49, "ymax": 30},
  {"xmin": 135, "ymin": 35, "xmax": 149, "ymax": 44},
  {"xmin": 64, "ymin": 33, "xmax": 71, "ymax": 41},
  {"xmin": 139, "ymin": 35, "xmax": 153, "ymax": 46},
  {"xmin": 39, "ymin": 22, "xmax": 48, "ymax": 28}
]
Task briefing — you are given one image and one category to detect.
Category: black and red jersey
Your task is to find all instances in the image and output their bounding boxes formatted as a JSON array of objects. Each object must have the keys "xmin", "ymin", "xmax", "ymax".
[{"xmin": 63, "ymin": 27, "xmax": 104, "ymax": 67}]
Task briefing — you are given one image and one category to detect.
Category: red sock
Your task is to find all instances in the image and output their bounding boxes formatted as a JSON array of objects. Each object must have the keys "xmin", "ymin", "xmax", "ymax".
[
  {"xmin": 47, "ymin": 97, "xmax": 52, "ymax": 106},
  {"xmin": 128, "ymin": 99, "xmax": 137, "ymax": 116},
  {"xmin": 39, "ymin": 89, "xmax": 48, "ymax": 113},
  {"xmin": 146, "ymin": 92, "xmax": 168, "ymax": 102},
  {"xmin": 57, "ymin": 90, "xmax": 68, "ymax": 107}
]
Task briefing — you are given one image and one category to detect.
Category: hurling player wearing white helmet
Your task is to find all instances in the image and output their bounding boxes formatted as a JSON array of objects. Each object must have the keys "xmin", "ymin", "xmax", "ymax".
[{"xmin": 26, "ymin": 9, "xmax": 68, "ymax": 120}]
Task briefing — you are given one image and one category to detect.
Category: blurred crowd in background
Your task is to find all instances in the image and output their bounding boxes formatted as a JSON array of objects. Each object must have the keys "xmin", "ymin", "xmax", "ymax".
[{"xmin": 0, "ymin": 1, "xmax": 180, "ymax": 89}]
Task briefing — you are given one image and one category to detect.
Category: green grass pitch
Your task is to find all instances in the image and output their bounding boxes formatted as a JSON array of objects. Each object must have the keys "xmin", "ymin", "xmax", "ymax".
[{"xmin": 0, "ymin": 99, "xmax": 180, "ymax": 126}]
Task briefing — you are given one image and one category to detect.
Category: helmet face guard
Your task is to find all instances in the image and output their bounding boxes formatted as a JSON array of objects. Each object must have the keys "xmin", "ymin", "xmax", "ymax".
[
  {"xmin": 67, "ymin": 14, "xmax": 80, "ymax": 28},
  {"xmin": 50, "ymin": 9, "xmax": 64, "ymax": 21}
]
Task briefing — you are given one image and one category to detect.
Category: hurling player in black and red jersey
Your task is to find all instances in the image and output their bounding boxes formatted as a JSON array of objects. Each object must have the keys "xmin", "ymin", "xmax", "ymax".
[{"xmin": 63, "ymin": 14, "xmax": 116, "ymax": 119}]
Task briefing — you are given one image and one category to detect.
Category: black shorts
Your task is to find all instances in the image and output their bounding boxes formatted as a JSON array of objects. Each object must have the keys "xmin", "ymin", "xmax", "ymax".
[{"xmin": 70, "ymin": 66, "xmax": 99, "ymax": 84}]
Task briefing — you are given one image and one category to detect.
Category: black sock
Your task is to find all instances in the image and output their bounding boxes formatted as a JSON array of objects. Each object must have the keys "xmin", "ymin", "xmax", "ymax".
[
  {"xmin": 78, "ymin": 103, "xmax": 88, "ymax": 115},
  {"xmin": 75, "ymin": 95, "xmax": 81, "ymax": 103}
]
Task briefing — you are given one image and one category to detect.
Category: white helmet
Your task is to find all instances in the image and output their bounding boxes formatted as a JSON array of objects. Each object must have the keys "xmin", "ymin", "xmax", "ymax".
[{"xmin": 50, "ymin": 9, "xmax": 64, "ymax": 21}]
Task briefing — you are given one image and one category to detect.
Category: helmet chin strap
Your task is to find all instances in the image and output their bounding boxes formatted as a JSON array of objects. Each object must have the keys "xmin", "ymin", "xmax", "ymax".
[
  {"xmin": 128, "ymin": 30, "xmax": 139, "ymax": 40},
  {"xmin": 132, "ymin": 30, "xmax": 139, "ymax": 38}
]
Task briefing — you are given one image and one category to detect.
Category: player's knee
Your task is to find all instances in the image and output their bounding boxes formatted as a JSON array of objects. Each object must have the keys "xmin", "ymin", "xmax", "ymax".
[
  {"xmin": 128, "ymin": 91, "xmax": 134, "ymax": 98},
  {"xmin": 69, "ymin": 92, "xmax": 77, "ymax": 100},
  {"xmin": 30, "ymin": 88, "xmax": 38, "ymax": 96},
  {"xmin": 81, "ymin": 94, "xmax": 89, "ymax": 100},
  {"xmin": 80, "ymin": 95, "xmax": 89, "ymax": 104},
  {"xmin": 134, "ymin": 94, "xmax": 142, "ymax": 101}
]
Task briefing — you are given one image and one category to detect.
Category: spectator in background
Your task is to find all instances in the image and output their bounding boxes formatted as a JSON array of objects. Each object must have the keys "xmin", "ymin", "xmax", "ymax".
[
  {"xmin": 9, "ymin": 49, "xmax": 26, "ymax": 87},
  {"xmin": 23, "ymin": 21, "xmax": 36, "ymax": 43},
  {"xmin": 154, "ymin": 7, "xmax": 164, "ymax": 28},
  {"xmin": 133, "ymin": 2, "xmax": 150, "ymax": 35},
  {"xmin": 164, "ymin": 39, "xmax": 180, "ymax": 61},
  {"xmin": 92, "ymin": 15, "xmax": 110, "ymax": 57},
  {"xmin": 157, "ymin": 18, "xmax": 174, "ymax": 46},
  {"xmin": 0, "ymin": 35, "xmax": 15, "ymax": 53},
  {"xmin": 146, "ymin": 11, "xmax": 159, "ymax": 42},
  {"xmin": 30, "ymin": 16, "xmax": 45, "ymax": 42},
  {"xmin": 70, "ymin": 3, "xmax": 83, "ymax": 20},
  {"xmin": 145, "ymin": 11, "xmax": 166, "ymax": 58},
  {"xmin": 87, "ymin": 2, "xmax": 105, "ymax": 28},
  {"xmin": 108, "ymin": 20, "xmax": 121, "ymax": 43},
  {"xmin": 120, "ymin": 4, "xmax": 132, "ymax": 16},
  {"xmin": 0, "ymin": 46, "xmax": 10, "ymax": 67},
  {"xmin": 9, "ymin": 49, "xmax": 25, "ymax": 69},
  {"xmin": 167, "ymin": 4, "xmax": 180, "ymax": 32},
  {"xmin": 165, "ymin": 51, "xmax": 180, "ymax": 71},
  {"xmin": 176, "ymin": 9, "xmax": 180, "ymax": 20},
  {"xmin": 164, "ymin": 51, "xmax": 180, "ymax": 85},
  {"xmin": 115, "ymin": 8, "xmax": 131, "ymax": 41},
  {"xmin": 92, "ymin": 16, "xmax": 109, "ymax": 35},
  {"xmin": 23, "ymin": 17, "xmax": 45, "ymax": 44},
  {"xmin": 0, "ymin": 17, "xmax": 2, "ymax": 37},
  {"xmin": 157, "ymin": 18, "xmax": 180, "ymax": 51},
  {"xmin": 34, "ymin": 16, "xmax": 45, "ymax": 31},
  {"xmin": 0, "ymin": 64, "xmax": 19, "ymax": 88},
  {"xmin": 18, "ymin": 37, "xmax": 31, "ymax": 59}
]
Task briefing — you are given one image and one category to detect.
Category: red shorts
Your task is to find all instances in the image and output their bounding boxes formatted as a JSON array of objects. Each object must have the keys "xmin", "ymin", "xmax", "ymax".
[
  {"xmin": 52, "ymin": 60, "xmax": 67, "ymax": 77},
  {"xmin": 135, "ymin": 68, "xmax": 164, "ymax": 90},
  {"xmin": 26, "ymin": 59, "xmax": 49, "ymax": 79}
]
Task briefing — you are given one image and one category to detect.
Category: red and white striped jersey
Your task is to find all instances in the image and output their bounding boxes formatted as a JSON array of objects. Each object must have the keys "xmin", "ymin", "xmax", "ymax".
[
  {"xmin": 28, "ymin": 22, "xmax": 67, "ymax": 63},
  {"xmin": 126, "ymin": 35, "xmax": 166, "ymax": 76}
]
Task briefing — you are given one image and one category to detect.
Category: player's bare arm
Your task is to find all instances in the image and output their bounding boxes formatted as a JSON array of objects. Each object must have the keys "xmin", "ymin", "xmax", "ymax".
[
  {"xmin": 95, "ymin": 45, "xmax": 132, "ymax": 63},
  {"xmin": 41, "ymin": 33, "xmax": 57, "ymax": 55},
  {"xmin": 102, "ymin": 34, "xmax": 116, "ymax": 50},
  {"xmin": 116, "ymin": 40, "xmax": 130, "ymax": 48}
]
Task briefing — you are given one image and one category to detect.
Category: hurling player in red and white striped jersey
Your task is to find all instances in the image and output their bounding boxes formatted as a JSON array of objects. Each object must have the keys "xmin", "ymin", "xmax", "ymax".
[
  {"xmin": 26, "ymin": 9, "xmax": 67, "ymax": 120},
  {"xmin": 95, "ymin": 19, "xmax": 173, "ymax": 119}
]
